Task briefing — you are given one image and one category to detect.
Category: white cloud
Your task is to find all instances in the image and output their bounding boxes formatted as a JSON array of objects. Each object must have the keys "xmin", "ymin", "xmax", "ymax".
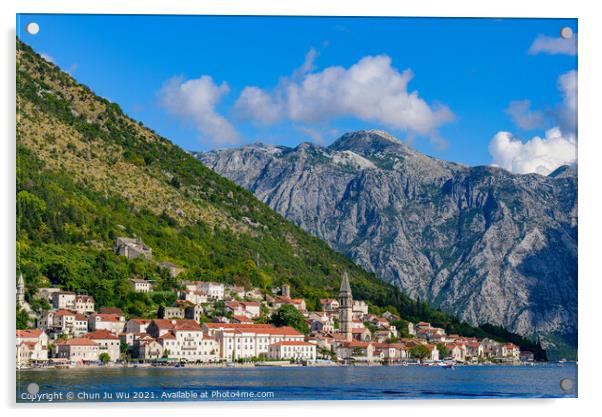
[
  {"xmin": 493, "ymin": 70, "xmax": 578, "ymax": 175},
  {"xmin": 529, "ymin": 34, "xmax": 577, "ymax": 56},
  {"xmin": 295, "ymin": 48, "xmax": 318, "ymax": 77},
  {"xmin": 506, "ymin": 99, "xmax": 546, "ymax": 130},
  {"xmin": 234, "ymin": 52, "xmax": 454, "ymax": 142},
  {"xmin": 489, "ymin": 128, "xmax": 576, "ymax": 175},
  {"xmin": 555, "ymin": 70, "xmax": 577, "ymax": 134},
  {"xmin": 234, "ymin": 86, "xmax": 283, "ymax": 125},
  {"xmin": 158, "ymin": 75, "xmax": 239, "ymax": 145}
]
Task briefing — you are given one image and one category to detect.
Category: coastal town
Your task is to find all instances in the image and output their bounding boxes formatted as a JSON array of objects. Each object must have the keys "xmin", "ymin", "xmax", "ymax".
[{"xmin": 16, "ymin": 237, "xmax": 533, "ymax": 369}]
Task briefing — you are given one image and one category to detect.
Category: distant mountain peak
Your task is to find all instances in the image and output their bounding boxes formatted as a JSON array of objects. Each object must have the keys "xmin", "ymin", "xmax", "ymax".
[{"xmin": 328, "ymin": 129, "xmax": 415, "ymax": 156}]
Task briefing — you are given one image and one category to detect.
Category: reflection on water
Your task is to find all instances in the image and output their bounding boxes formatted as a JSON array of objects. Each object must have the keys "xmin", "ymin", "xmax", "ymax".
[{"xmin": 16, "ymin": 364, "xmax": 577, "ymax": 402}]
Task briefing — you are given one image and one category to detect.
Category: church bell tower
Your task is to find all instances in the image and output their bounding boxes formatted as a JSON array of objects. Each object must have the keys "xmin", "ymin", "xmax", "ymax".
[{"xmin": 339, "ymin": 272, "xmax": 353, "ymax": 341}]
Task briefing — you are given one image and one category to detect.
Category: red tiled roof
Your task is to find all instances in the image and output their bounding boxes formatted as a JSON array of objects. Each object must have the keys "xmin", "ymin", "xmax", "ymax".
[
  {"xmin": 150, "ymin": 319, "xmax": 175, "ymax": 329},
  {"xmin": 129, "ymin": 318, "xmax": 152, "ymax": 324},
  {"xmin": 231, "ymin": 315, "xmax": 252, "ymax": 322},
  {"xmin": 205, "ymin": 323, "xmax": 302, "ymax": 336},
  {"xmin": 58, "ymin": 338, "xmax": 99, "ymax": 346},
  {"xmin": 273, "ymin": 296, "xmax": 304, "ymax": 305},
  {"xmin": 271, "ymin": 341, "xmax": 314, "ymax": 346},
  {"xmin": 173, "ymin": 320, "xmax": 202, "ymax": 331},
  {"xmin": 241, "ymin": 301, "xmax": 260, "ymax": 307},
  {"xmin": 91, "ymin": 313, "xmax": 121, "ymax": 322},
  {"xmin": 82, "ymin": 330, "xmax": 119, "ymax": 340},
  {"xmin": 16, "ymin": 329, "xmax": 44, "ymax": 338},
  {"xmin": 54, "ymin": 309, "xmax": 76, "ymax": 316},
  {"xmin": 351, "ymin": 328, "xmax": 368, "ymax": 333},
  {"xmin": 204, "ymin": 323, "xmax": 273, "ymax": 329}
]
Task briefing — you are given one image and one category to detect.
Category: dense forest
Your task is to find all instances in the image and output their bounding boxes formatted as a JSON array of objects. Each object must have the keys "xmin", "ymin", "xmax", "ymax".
[{"xmin": 15, "ymin": 38, "xmax": 546, "ymax": 359}]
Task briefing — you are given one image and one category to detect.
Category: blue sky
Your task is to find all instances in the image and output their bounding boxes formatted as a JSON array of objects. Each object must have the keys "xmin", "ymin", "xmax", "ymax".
[{"xmin": 17, "ymin": 14, "xmax": 577, "ymax": 171}]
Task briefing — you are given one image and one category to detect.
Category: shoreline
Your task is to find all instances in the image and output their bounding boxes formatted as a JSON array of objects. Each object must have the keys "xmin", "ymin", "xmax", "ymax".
[{"xmin": 17, "ymin": 361, "xmax": 557, "ymax": 371}]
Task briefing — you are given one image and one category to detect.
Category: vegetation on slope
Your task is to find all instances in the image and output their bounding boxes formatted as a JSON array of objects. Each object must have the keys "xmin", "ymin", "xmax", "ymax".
[{"xmin": 15, "ymin": 38, "xmax": 546, "ymax": 359}]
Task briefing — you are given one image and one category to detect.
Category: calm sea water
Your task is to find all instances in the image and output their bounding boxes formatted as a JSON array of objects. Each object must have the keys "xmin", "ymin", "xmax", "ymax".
[{"xmin": 16, "ymin": 364, "xmax": 577, "ymax": 402}]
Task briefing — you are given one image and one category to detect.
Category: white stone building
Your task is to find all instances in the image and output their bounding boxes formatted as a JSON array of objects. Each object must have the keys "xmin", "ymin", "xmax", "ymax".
[
  {"xmin": 88, "ymin": 313, "xmax": 125, "ymax": 334},
  {"xmin": 16, "ymin": 329, "xmax": 49, "ymax": 366},
  {"xmin": 125, "ymin": 318, "xmax": 152, "ymax": 334},
  {"xmin": 131, "ymin": 278, "xmax": 153, "ymax": 293},
  {"xmin": 38, "ymin": 309, "xmax": 88, "ymax": 337},
  {"xmin": 83, "ymin": 330, "xmax": 121, "ymax": 362},
  {"xmin": 74, "ymin": 295, "xmax": 95, "ymax": 314},
  {"xmin": 204, "ymin": 323, "xmax": 305, "ymax": 361},
  {"xmin": 52, "ymin": 291, "xmax": 76, "ymax": 310},
  {"xmin": 269, "ymin": 341, "xmax": 316, "ymax": 361},
  {"xmin": 56, "ymin": 338, "xmax": 100, "ymax": 362},
  {"xmin": 147, "ymin": 319, "xmax": 219, "ymax": 362}
]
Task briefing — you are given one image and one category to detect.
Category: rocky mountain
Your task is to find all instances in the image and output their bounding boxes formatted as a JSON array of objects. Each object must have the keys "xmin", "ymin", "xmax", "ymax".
[{"xmin": 198, "ymin": 130, "xmax": 578, "ymax": 357}]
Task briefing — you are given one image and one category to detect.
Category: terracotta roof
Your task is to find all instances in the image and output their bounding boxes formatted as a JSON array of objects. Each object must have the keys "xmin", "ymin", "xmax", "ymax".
[
  {"xmin": 74, "ymin": 314, "xmax": 87, "ymax": 321},
  {"xmin": 205, "ymin": 323, "xmax": 302, "ymax": 336},
  {"xmin": 82, "ymin": 330, "xmax": 119, "ymax": 340},
  {"xmin": 129, "ymin": 318, "xmax": 152, "ymax": 324},
  {"xmin": 231, "ymin": 315, "xmax": 252, "ymax": 322},
  {"xmin": 151, "ymin": 319, "xmax": 175, "ymax": 329},
  {"xmin": 204, "ymin": 323, "xmax": 273, "ymax": 329},
  {"xmin": 16, "ymin": 329, "xmax": 44, "ymax": 338},
  {"xmin": 233, "ymin": 326, "xmax": 303, "ymax": 336},
  {"xmin": 241, "ymin": 301, "xmax": 260, "ymax": 307},
  {"xmin": 99, "ymin": 307, "xmax": 124, "ymax": 315},
  {"xmin": 273, "ymin": 296, "xmax": 304, "ymax": 305},
  {"xmin": 173, "ymin": 320, "xmax": 202, "ymax": 331},
  {"xmin": 54, "ymin": 309, "xmax": 76, "ymax": 316},
  {"xmin": 91, "ymin": 313, "xmax": 121, "ymax": 322},
  {"xmin": 158, "ymin": 332, "xmax": 176, "ymax": 340},
  {"xmin": 58, "ymin": 338, "xmax": 99, "ymax": 346},
  {"xmin": 351, "ymin": 328, "xmax": 368, "ymax": 333},
  {"xmin": 271, "ymin": 341, "xmax": 314, "ymax": 346}
]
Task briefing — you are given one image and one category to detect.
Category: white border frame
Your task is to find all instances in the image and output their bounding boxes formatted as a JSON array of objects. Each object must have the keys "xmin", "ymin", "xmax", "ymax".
[{"xmin": 2, "ymin": 1, "xmax": 599, "ymax": 416}]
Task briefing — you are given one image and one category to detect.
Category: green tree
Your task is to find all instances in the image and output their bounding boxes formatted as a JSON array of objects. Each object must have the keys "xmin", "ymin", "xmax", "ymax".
[
  {"xmin": 269, "ymin": 304, "xmax": 309, "ymax": 334},
  {"xmin": 120, "ymin": 342, "xmax": 130, "ymax": 361},
  {"xmin": 16, "ymin": 308, "xmax": 30, "ymax": 330},
  {"xmin": 99, "ymin": 352, "xmax": 111, "ymax": 364},
  {"xmin": 409, "ymin": 344, "xmax": 431, "ymax": 360},
  {"xmin": 436, "ymin": 343, "xmax": 449, "ymax": 358}
]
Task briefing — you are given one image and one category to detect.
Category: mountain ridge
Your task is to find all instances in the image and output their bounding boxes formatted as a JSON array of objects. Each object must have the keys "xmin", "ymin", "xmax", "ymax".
[{"xmin": 198, "ymin": 130, "xmax": 578, "ymax": 358}]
